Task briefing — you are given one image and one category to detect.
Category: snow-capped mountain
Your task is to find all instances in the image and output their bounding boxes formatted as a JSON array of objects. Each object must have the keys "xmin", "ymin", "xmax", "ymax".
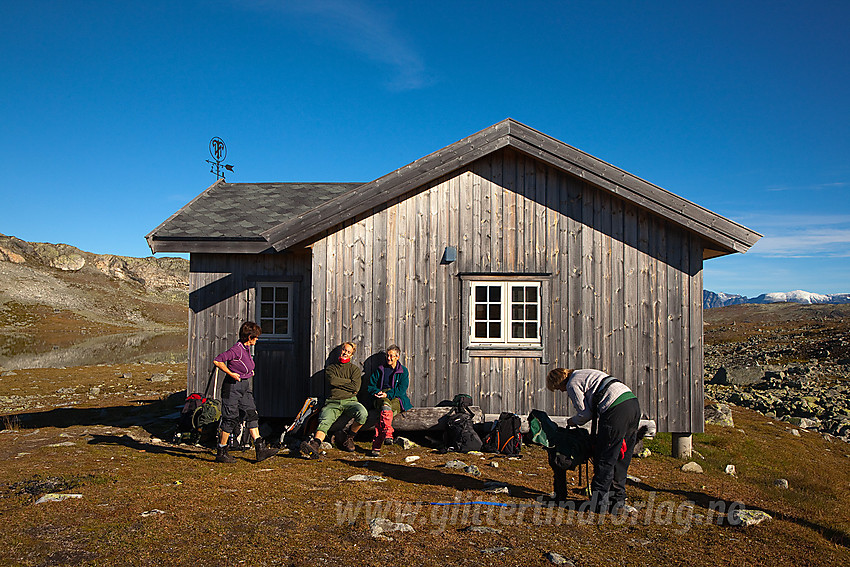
[{"xmin": 704, "ymin": 290, "xmax": 850, "ymax": 309}]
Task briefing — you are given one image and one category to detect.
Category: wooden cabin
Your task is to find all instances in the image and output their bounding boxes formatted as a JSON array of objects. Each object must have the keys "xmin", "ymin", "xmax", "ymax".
[{"xmin": 147, "ymin": 119, "xmax": 760, "ymax": 436}]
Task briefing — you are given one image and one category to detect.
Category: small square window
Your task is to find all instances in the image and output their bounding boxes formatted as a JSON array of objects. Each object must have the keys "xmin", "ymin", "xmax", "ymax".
[
  {"xmin": 470, "ymin": 281, "xmax": 542, "ymax": 347},
  {"xmin": 257, "ymin": 283, "xmax": 294, "ymax": 339}
]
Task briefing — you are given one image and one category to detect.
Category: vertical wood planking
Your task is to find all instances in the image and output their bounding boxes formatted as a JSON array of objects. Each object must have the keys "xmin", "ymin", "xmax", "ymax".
[
  {"xmin": 636, "ymin": 210, "xmax": 653, "ymax": 423},
  {"xmin": 623, "ymin": 206, "xmax": 639, "ymax": 391},
  {"xmin": 689, "ymin": 235, "xmax": 705, "ymax": 433},
  {"xmin": 667, "ymin": 226, "xmax": 684, "ymax": 431},
  {"xmin": 504, "ymin": 150, "xmax": 517, "ymax": 271}
]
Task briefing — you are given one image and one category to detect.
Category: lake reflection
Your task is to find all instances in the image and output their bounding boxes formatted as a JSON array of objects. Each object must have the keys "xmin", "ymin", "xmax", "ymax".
[{"xmin": 0, "ymin": 331, "xmax": 187, "ymax": 370}]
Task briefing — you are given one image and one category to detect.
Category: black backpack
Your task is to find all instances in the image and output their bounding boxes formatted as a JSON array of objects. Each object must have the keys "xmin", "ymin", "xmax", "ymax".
[
  {"xmin": 441, "ymin": 394, "xmax": 482, "ymax": 453},
  {"xmin": 482, "ymin": 412, "xmax": 522, "ymax": 456}
]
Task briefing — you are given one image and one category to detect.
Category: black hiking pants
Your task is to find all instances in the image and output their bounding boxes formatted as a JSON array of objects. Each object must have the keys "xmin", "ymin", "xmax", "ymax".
[{"xmin": 590, "ymin": 397, "xmax": 640, "ymax": 511}]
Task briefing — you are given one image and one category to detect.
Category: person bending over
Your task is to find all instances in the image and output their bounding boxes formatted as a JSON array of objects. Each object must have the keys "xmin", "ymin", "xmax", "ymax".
[{"xmin": 546, "ymin": 368, "xmax": 641, "ymax": 513}]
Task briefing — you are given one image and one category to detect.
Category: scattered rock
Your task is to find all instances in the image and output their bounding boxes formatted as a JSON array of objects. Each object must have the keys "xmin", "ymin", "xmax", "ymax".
[
  {"xmin": 483, "ymin": 481, "xmax": 510, "ymax": 494},
  {"xmin": 346, "ymin": 474, "xmax": 387, "ymax": 482},
  {"xmin": 35, "ymin": 493, "xmax": 83, "ymax": 504},
  {"xmin": 490, "ymin": 461, "xmax": 499, "ymax": 468},
  {"xmin": 46, "ymin": 441, "xmax": 76, "ymax": 448},
  {"xmin": 725, "ymin": 464, "xmax": 738, "ymax": 477},
  {"xmin": 50, "ymin": 253, "xmax": 86, "ymax": 271},
  {"xmin": 369, "ymin": 517, "xmax": 414, "ymax": 538},
  {"xmin": 626, "ymin": 474, "xmax": 641, "ymax": 483},
  {"xmin": 681, "ymin": 461, "xmax": 703, "ymax": 473},
  {"xmin": 773, "ymin": 478, "xmax": 789, "ymax": 489},
  {"xmin": 462, "ymin": 525, "xmax": 503, "ymax": 534},
  {"xmin": 395, "ymin": 436, "xmax": 416, "ymax": 449},
  {"xmin": 444, "ymin": 460, "xmax": 467, "ymax": 469},
  {"xmin": 789, "ymin": 429, "xmax": 801, "ymax": 437},
  {"xmin": 141, "ymin": 509, "xmax": 166, "ymax": 517},
  {"xmin": 463, "ymin": 465, "xmax": 481, "ymax": 476},
  {"xmin": 731, "ymin": 508, "xmax": 773, "ymax": 527},
  {"xmin": 705, "ymin": 403, "xmax": 735, "ymax": 427},
  {"xmin": 544, "ymin": 551, "xmax": 575, "ymax": 565},
  {"xmin": 712, "ymin": 365, "xmax": 764, "ymax": 386},
  {"xmin": 149, "ymin": 374, "xmax": 171, "ymax": 382},
  {"xmin": 404, "ymin": 455, "xmax": 420, "ymax": 463},
  {"xmin": 789, "ymin": 417, "xmax": 820, "ymax": 429},
  {"xmin": 482, "ymin": 547, "xmax": 510, "ymax": 554},
  {"xmin": 88, "ymin": 386, "xmax": 101, "ymax": 396}
]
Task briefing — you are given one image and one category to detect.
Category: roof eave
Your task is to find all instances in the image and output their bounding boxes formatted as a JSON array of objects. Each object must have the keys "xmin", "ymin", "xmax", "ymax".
[{"xmin": 147, "ymin": 237, "xmax": 275, "ymax": 254}]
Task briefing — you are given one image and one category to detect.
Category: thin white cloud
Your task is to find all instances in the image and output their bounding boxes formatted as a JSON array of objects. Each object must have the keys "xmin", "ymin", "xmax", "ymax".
[
  {"xmin": 736, "ymin": 212, "xmax": 850, "ymax": 257},
  {"xmin": 765, "ymin": 181, "xmax": 849, "ymax": 192},
  {"xmin": 255, "ymin": 0, "xmax": 431, "ymax": 91}
]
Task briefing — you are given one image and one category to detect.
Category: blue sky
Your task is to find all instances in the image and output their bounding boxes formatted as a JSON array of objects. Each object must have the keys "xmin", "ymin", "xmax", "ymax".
[{"xmin": 2, "ymin": 0, "xmax": 848, "ymax": 297}]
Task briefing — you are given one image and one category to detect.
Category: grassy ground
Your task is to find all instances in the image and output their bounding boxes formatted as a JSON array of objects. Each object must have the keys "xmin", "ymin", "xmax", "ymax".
[{"xmin": 1, "ymin": 364, "xmax": 849, "ymax": 566}]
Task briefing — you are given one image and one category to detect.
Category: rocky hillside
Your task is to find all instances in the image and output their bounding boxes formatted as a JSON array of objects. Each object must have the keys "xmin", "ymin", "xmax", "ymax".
[
  {"xmin": 704, "ymin": 302, "xmax": 850, "ymax": 441},
  {"xmin": 0, "ymin": 234, "xmax": 189, "ymax": 366}
]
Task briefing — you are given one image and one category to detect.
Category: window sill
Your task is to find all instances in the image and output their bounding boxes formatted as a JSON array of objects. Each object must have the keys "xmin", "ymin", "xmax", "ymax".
[{"xmin": 465, "ymin": 346, "xmax": 544, "ymax": 358}]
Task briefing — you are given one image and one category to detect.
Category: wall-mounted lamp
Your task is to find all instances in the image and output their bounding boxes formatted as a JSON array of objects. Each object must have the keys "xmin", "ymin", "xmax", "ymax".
[{"xmin": 442, "ymin": 246, "xmax": 458, "ymax": 264}]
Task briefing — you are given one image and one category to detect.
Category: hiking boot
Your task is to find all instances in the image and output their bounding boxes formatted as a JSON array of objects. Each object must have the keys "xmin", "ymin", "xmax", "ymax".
[
  {"xmin": 214, "ymin": 445, "xmax": 236, "ymax": 463},
  {"xmin": 338, "ymin": 428, "xmax": 356, "ymax": 452},
  {"xmin": 299, "ymin": 437, "xmax": 322, "ymax": 459},
  {"xmin": 367, "ymin": 449, "xmax": 381, "ymax": 458},
  {"xmin": 254, "ymin": 439, "xmax": 279, "ymax": 463}
]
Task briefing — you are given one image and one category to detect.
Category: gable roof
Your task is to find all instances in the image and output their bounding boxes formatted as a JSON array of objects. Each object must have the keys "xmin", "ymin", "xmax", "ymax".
[
  {"xmin": 261, "ymin": 119, "xmax": 761, "ymax": 258},
  {"xmin": 146, "ymin": 181, "xmax": 363, "ymax": 253}
]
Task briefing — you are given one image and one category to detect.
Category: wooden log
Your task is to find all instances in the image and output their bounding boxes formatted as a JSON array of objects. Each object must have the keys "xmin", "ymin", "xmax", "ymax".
[{"xmin": 346, "ymin": 406, "xmax": 486, "ymax": 433}]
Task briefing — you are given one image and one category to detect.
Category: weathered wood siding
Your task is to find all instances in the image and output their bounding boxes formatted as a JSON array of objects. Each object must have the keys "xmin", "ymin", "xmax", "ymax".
[
  {"xmin": 309, "ymin": 148, "xmax": 705, "ymax": 433},
  {"xmin": 187, "ymin": 252, "xmax": 311, "ymax": 417}
]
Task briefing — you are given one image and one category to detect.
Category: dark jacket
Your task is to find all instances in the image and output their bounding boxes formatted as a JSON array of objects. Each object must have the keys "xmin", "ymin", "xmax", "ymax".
[
  {"xmin": 325, "ymin": 361, "xmax": 361, "ymax": 400},
  {"xmin": 367, "ymin": 363, "xmax": 412, "ymax": 411}
]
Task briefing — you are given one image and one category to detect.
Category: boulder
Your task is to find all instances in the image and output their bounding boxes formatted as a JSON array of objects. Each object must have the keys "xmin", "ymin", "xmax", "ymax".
[
  {"xmin": 712, "ymin": 365, "xmax": 765, "ymax": 386},
  {"xmin": 369, "ymin": 517, "xmax": 414, "ymax": 538},
  {"xmin": 704, "ymin": 403, "xmax": 735, "ymax": 427},
  {"xmin": 731, "ymin": 509, "xmax": 772, "ymax": 527}
]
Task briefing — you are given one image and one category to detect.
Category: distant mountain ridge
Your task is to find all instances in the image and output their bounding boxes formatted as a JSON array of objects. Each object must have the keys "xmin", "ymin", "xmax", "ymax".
[
  {"xmin": 704, "ymin": 289, "xmax": 850, "ymax": 309},
  {"xmin": 0, "ymin": 233, "xmax": 188, "ymax": 333}
]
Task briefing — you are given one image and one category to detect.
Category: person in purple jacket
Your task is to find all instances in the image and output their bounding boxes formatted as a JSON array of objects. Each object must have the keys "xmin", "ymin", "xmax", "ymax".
[{"xmin": 212, "ymin": 321, "xmax": 278, "ymax": 463}]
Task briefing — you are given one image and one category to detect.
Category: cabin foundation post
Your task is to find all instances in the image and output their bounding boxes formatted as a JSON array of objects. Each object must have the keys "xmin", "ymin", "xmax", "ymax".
[{"xmin": 671, "ymin": 433, "xmax": 692, "ymax": 458}]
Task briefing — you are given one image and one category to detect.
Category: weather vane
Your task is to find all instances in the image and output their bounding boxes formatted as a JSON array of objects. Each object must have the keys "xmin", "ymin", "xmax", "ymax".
[{"xmin": 206, "ymin": 137, "xmax": 234, "ymax": 180}]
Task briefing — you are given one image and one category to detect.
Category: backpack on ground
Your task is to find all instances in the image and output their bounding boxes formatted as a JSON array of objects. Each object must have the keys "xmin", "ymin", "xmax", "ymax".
[
  {"xmin": 482, "ymin": 411, "xmax": 522, "ymax": 456},
  {"xmin": 171, "ymin": 368, "xmax": 221, "ymax": 444},
  {"xmin": 528, "ymin": 409, "xmax": 592, "ymax": 470},
  {"xmin": 441, "ymin": 394, "xmax": 482, "ymax": 453},
  {"xmin": 279, "ymin": 397, "xmax": 320, "ymax": 446}
]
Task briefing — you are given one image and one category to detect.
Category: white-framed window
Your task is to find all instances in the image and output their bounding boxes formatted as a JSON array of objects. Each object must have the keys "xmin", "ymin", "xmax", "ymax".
[
  {"xmin": 256, "ymin": 283, "xmax": 294, "ymax": 339},
  {"xmin": 470, "ymin": 281, "xmax": 541, "ymax": 346}
]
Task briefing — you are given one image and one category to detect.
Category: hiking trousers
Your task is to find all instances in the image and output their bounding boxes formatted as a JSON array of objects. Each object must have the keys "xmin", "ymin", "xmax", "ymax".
[{"xmin": 590, "ymin": 397, "xmax": 640, "ymax": 510}]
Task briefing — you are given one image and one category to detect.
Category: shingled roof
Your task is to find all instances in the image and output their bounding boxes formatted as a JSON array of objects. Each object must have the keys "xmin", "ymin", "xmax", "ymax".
[
  {"xmin": 149, "ymin": 119, "xmax": 761, "ymax": 258},
  {"xmin": 146, "ymin": 181, "xmax": 363, "ymax": 253}
]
